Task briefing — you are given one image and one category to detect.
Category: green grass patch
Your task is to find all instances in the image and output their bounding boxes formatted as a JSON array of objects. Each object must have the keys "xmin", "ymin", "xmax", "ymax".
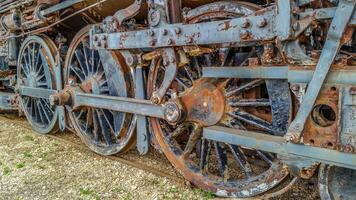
[
  {"xmin": 16, "ymin": 163, "xmax": 25, "ymax": 169},
  {"xmin": 24, "ymin": 135, "xmax": 34, "ymax": 141},
  {"xmin": 3, "ymin": 166, "xmax": 11, "ymax": 175},
  {"xmin": 79, "ymin": 188, "xmax": 93, "ymax": 195},
  {"xmin": 23, "ymin": 151, "xmax": 32, "ymax": 158}
]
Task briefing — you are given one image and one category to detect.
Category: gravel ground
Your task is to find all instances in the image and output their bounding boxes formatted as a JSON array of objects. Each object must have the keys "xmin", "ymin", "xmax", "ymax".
[{"xmin": 0, "ymin": 116, "xmax": 320, "ymax": 200}]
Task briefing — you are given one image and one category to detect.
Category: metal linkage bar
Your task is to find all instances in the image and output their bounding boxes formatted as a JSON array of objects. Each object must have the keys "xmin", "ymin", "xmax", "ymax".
[
  {"xmin": 287, "ymin": 0, "xmax": 356, "ymax": 142},
  {"xmin": 203, "ymin": 126, "xmax": 356, "ymax": 170},
  {"xmin": 19, "ymin": 86, "xmax": 56, "ymax": 99},
  {"xmin": 40, "ymin": 0, "xmax": 84, "ymax": 16},
  {"xmin": 203, "ymin": 66, "xmax": 356, "ymax": 84},
  {"xmin": 92, "ymin": 8, "xmax": 277, "ymax": 50},
  {"xmin": 72, "ymin": 92, "xmax": 165, "ymax": 119}
]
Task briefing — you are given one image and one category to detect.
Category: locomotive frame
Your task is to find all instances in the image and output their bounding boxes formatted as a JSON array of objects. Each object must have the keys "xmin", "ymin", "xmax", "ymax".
[{"xmin": 0, "ymin": 0, "xmax": 355, "ymax": 198}]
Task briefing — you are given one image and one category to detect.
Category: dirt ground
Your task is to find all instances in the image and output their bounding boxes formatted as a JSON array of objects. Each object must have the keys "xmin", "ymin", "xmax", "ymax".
[{"xmin": 0, "ymin": 116, "xmax": 320, "ymax": 200}]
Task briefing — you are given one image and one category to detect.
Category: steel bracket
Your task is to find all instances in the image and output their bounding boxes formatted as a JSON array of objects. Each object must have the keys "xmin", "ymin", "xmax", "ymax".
[{"xmin": 286, "ymin": 0, "xmax": 356, "ymax": 143}]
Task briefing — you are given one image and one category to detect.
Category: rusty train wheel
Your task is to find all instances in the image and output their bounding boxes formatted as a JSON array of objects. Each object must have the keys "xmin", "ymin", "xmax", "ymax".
[
  {"xmin": 17, "ymin": 35, "xmax": 59, "ymax": 134},
  {"xmin": 148, "ymin": 2, "xmax": 292, "ymax": 197},
  {"xmin": 64, "ymin": 26, "xmax": 136, "ymax": 155}
]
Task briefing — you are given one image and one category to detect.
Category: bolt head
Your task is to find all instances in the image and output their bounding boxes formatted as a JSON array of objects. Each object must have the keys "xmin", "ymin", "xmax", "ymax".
[
  {"xmin": 258, "ymin": 18, "xmax": 267, "ymax": 27},
  {"xmin": 163, "ymin": 101, "xmax": 182, "ymax": 124}
]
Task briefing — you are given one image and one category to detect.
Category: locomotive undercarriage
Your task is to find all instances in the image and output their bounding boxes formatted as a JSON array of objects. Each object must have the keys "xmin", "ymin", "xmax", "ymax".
[{"xmin": 0, "ymin": 0, "xmax": 355, "ymax": 198}]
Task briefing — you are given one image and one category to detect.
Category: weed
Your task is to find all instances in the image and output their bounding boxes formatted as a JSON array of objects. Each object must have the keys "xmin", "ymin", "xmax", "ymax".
[
  {"xmin": 24, "ymin": 135, "xmax": 34, "ymax": 141},
  {"xmin": 3, "ymin": 166, "xmax": 11, "ymax": 175},
  {"xmin": 16, "ymin": 163, "xmax": 25, "ymax": 169},
  {"xmin": 79, "ymin": 188, "xmax": 92, "ymax": 195},
  {"xmin": 23, "ymin": 151, "xmax": 32, "ymax": 158}
]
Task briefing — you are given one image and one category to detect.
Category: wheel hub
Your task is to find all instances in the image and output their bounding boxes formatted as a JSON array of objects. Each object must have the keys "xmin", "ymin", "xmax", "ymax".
[{"xmin": 180, "ymin": 79, "xmax": 225, "ymax": 127}]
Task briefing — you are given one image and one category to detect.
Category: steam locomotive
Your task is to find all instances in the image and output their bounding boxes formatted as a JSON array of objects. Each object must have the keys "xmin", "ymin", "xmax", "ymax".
[{"xmin": 0, "ymin": 0, "xmax": 355, "ymax": 198}]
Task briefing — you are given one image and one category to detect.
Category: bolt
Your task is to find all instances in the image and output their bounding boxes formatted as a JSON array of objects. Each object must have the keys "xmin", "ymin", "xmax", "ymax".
[
  {"xmin": 101, "ymin": 35, "xmax": 107, "ymax": 41},
  {"xmin": 167, "ymin": 39, "xmax": 173, "ymax": 45},
  {"xmin": 350, "ymin": 87, "xmax": 356, "ymax": 95},
  {"xmin": 151, "ymin": 96, "xmax": 160, "ymax": 104},
  {"xmin": 148, "ymin": 30, "xmax": 154, "ymax": 36},
  {"xmin": 174, "ymin": 27, "xmax": 181, "ymax": 34},
  {"xmin": 241, "ymin": 19, "xmax": 250, "ymax": 28},
  {"xmin": 94, "ymin": 35, "xmax": 99, "ymax": 41},
  {"xmin": 162, "ymin": 29, "xmax": 168, "ymax": 36},
  {"xmin": 163, "ymin": 102, "xmax": 182, "ymax": 124},
  {"xmin": 240, "ymin": 30, "xmax": 250, "ymax": 40},
  {"xmin": 163, "ymin": 59, "xmax": 169, "ymax": 66},
  {"xmin": 49, "ymin": 95, "xmax": 60, "ymax": 106},
  {"xmin": 258, "ymin": 18, "xmax": 267, "ymax": 28},
  {"xmin": 149, "ymin": 40, "xmax": 156, "ymax": 46},
  {"xmin": 291, "ymin": 85, "xmax": 300, "ymax": 91},
  {"xmin": 186, "ymin": 37, "xmax": 193, "ymax": 44}
]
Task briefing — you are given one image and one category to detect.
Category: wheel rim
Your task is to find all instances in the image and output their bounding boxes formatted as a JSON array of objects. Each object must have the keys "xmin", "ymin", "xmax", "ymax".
[
  {"xmin": 17, "ymin": 35, "xmax": 59, "ymax": 134},
  {"xmin": 319, "ymin": 165, "xmax": 356, "ymax": 200},
  {"xmin": 64, "ymin": 26, "xmax": 136, "ymax": 155},
  {"xmin": 148, "ymin": 2, "xmax": 292, "ymax": 197}
]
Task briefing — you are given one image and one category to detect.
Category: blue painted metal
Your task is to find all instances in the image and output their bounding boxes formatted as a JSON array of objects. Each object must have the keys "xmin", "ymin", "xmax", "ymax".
[
  {"xmin": 135, "ymin": 66, "xmax": 150, "ymax": 155},
  {"xmin": 91, "ymin": 8, "xmax": 277, "ymax": 50},
  {"xmin": 276, "ymin": 0, "xmax": 292, "ymax": 41},
  {"xmin": 286, "ymin": 0, "xmax": 356, "ymax": 142},
  {"xmin": 19, "ymin": 86, "xmax": 56, "ymax": 99},
  {"xmin": 203, "ymin": 126, "xmax": 356, "ymax": 170},
  {"xmin": 202, "ymin": 66, "xmax": 356, "ymax": 84},
  {"xmin": 40, "ymin": 0, "xmax": 85, "ymax": 16}
]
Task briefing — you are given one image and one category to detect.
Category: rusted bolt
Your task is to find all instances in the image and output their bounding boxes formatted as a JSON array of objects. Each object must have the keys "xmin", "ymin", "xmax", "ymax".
[
  {"xmin": 162, "ymin": 29, "xmax": 168, "ymax": 36},
  {"xmin": 163, "ymin": 59, "xmax": 169, "ymax": 66},
  {"xmin": 148, "ymin": 30, "xmax": 155, "ymax": 36},
  {"xmin": 240, "ymin": 30, "xmax": 250, "ymax": 40},
  {"xmin": 101, "ymin": 35, "xmax": 107, "ymax": 41},
  {"xmin": 49, "ymin": 95, "xmax": 60, "ymax": 106},
  {"xmin": 94, "ymin": 35, "xmax": 99, "ymax": 41},
  {"xmin": 167, "ymin": 39, "xmax": 173, "ymax": 45},
  {"xmin": 258, "ymin": 18, "xmax": 267, "ymax": 28},
  {"xmin": 102, "ymin": 42, "xmax": 108, "ymax": 48},
  {"xmin": 291, "ymin": 85, "xmax": 300, "ymax": 91},
  {"xmin": 174, "ymin": 27, "xmax": 181, "ymax": 34},
  {"xmin": 241, "ymin": 19, "xmax": 250, "ymax": 28},
  {"xmin": 350, "ymin": 87, "xmax": 356, "ymax": 95},
  {"xmin": 344, "ymin": 144, "xmax": 354, "ymax": 153},
  {"xmin": 151, "ymin": 96, "xmax": 160, "ymax": 104},
  {"xmin": 149, "ymin": 40, "xmax": 156, "ymax": 46},
  {"xmin": 186, "ymin": 37, "xmax": 194, "ymax": 44}
]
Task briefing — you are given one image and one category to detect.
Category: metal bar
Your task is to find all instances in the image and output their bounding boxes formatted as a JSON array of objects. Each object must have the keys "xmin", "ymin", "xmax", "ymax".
[
  {"xmin": 276, "ymin": 0, "xmax": 292, "ymax": 40},
  {"xmin": 203, "ymin": 126, "xmax": 356, "ymax": 170},
  {"xmin": 40, "ymin": 0, "xmax": 84, "ymax": 16},
  {"xmin": 287, "ymin": 0, "xmax": 356, "ymax": 142},
  {"xmin": 73, "ymin": 92, "xmax": 165, "ymax": 119},
  {"xmin": 299, "ymin": 7, "xmax": 356, "ymax": 26},
  {"xmin": 92, "ymin": 8, "xmax": 276, "ymax": 50},
  {"xmin": 203, "ymin": 66, "xmax": 356, "ymax": 84},
  {"xmin": 19, "ymin": 86, "xmax": 56, "ymax": 99},
  {"xmin": 135, "ymin": 66, "xmax": 150, "ymax": 155}
]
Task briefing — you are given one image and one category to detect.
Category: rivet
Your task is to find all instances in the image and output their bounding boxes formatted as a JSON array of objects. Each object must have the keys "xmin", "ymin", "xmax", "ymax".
[
  {"xmin": 162, "ymin": 29, "xmax": 168, "ymax": 36},
  {"xmin": 174, "ymin": 27, "xmax": 181, "ymax": 34},
  {"xmin": 241, "ymin": 19, "xmax": 250, "ymax": 28},
  {"xmin": 167, "ymin": 39, "xmax": 173, "ymax": 45},
  {"xmin": 258, "ymin": 18, "xmax": 267, "ymax": 28},
  {"xmin": 148, "ymin": 30, "xmax": 154, "ymax": 36}
]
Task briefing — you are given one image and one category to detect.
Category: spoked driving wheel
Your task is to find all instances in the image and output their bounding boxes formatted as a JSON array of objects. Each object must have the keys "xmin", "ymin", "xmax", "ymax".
[
  {"xmin": 148, "ymin": 2, "xmax": 292, "ymax": 197},
  {"xmin": 64, "ymin": 26, "xmax": 136, "ymax": 155},
  {"xmin": 17, "ymin": 35, "xmax": 59, "ymax": 134}
]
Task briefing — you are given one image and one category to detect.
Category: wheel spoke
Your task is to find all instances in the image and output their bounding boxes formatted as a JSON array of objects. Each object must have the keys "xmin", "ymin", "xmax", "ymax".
[
  {"xmin": 229, "ymin": 99, "xmax": 271, "ymax": 107},
  {"xmin": 225, "ymin": 79, "xmax": 264, "ymax": 97},
  {"xmin": 199, "ymin": 139, "xmax": 211, "ymax": 172},
  {"xmin": 183, "ymin": 124, "xmax": 202, "ymax": 157},
  {"xmin": 229, "ymin": 144, "xmax": 253, "ymax": 178},
  {"xmin": 96, "ymin": 109, "xmax": 114, "ymax": 145},
  {"xmin": 214, "ymin": 141, "xmax": 228, "ymax": 178},
  {"xmin": 70, "ymin": 63, "xmax": 85, "ymax": 82},
  {"xmin": 228, "ymin": 111, "xmax": 275, "ymax": 134},
  {"xmin": 74, "ymin": 49, "xmax": 89, "ymax": 76}
]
